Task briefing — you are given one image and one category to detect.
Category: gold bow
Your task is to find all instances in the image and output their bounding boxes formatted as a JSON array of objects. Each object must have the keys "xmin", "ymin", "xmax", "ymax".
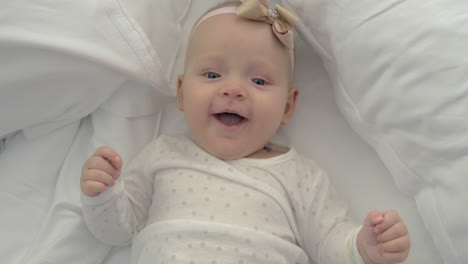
[{"xmin": 237, "ymin": 0, "xmax": 298, "ymax": 50}]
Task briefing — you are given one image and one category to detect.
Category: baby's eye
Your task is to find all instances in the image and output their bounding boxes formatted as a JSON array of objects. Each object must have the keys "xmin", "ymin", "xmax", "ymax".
[
  {"xmin": 205, "ymin": 72, "xmax": 221, "ymax": 79},
  {"xmin": 252, "ymin": 78, "xmax": 266, "ymax": 85}
]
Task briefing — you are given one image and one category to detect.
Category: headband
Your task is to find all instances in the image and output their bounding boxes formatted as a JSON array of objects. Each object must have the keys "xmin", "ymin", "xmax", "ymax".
[{"xmin": 192, "ymin": 0, "xmax": 298, "ymax": 69}]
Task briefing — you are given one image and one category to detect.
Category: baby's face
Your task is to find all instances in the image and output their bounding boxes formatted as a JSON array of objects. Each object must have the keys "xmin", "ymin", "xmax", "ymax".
[{"xmin": 177, "ymin": 13, "xmax": 297, "ymax": 160}]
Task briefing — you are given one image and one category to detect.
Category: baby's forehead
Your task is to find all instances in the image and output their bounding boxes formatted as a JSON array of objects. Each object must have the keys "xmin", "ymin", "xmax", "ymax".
[
  {"xmin": 186, "ymin": 13, "xmax": 293, "ymax": 77},
  {"xmin": 189, "ymin": 14, "xmax": 289, "ymax": 54}
]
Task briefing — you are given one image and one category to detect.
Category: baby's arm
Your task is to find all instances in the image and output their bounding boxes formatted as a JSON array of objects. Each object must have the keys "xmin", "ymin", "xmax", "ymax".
[
  {"xmin": 357, "ymin": 210, "xmax": 411, "ymax": 264},
  {"xmin": 296, "ymin": 160, "xmax": 409, "ymax": 264},
  {"xmin": 80, "ymin": 145, "xmax": 154, "ymax": 246},
  {"xmin": 80, "ymin": 146, "xmax": 133, "ymax": 246},
  {"xmin": 295, "ymin": 165, "xmax": 364, "ymax": 263}
]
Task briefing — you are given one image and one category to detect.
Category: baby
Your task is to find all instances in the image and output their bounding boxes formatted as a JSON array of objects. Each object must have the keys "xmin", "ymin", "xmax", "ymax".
[{"xmin": 80, "ymin": 1, "xmax": 410, "ymax": 263}]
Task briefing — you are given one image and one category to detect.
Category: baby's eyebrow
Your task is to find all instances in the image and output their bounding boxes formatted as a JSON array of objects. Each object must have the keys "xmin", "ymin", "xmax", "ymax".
[
  {"xmin": 196, "ymin": 53, "xmax": 223, "ymax": 62},
  {"xmin": 248, "ymin": 58, "xmax": 282, "ymax": 74},
  {"xmin": 250, "ymin": 59, "xmax": 273, "ymax": 69},
  {"xmin": 190, "ymin": 54, "xmax": 224, "ymax": 66}
]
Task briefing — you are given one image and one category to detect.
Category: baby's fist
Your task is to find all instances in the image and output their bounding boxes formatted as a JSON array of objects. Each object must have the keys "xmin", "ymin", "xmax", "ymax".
[
  {"xmin": 81, "ymin": 146, "xmax": 122, "ymax": 197},
  {"xmin": 358, "ymin": 210, "xmax": 410, "ymax": 264}
]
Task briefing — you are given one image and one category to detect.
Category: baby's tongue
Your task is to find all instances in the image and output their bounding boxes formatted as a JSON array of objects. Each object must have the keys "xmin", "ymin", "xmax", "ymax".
[{"xmin": 218, "ymin": 113, "xmax": 244, "ymax": 126}]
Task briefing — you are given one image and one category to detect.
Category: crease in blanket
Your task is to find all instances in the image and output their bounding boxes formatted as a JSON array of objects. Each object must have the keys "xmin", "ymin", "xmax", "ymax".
[
  {"xmin": 0, "ymin": 136, "xmax": 6, "ymax": 153},
  {"xmin": 113, "ymin": 0, "xmax": 192, "ymax": 94},
  {"xmin": 100, "ymin": 0, "xmax": 169, "ymax": 94}
]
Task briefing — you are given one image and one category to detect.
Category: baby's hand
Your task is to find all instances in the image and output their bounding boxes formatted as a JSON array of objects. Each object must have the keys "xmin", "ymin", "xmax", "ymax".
[
  {"xmin": 357, "ymin": 210, "xmax": 410, "ymax": 264},
  {"xmin": 80, "ymin": 146, "xmax": 122, "ymax": 197}
]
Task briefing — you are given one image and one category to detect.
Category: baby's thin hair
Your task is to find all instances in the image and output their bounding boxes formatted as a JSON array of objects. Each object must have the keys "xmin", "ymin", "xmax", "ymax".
[
  {"xmin": 193, "ymin": 1, "xmax": 241, "ymax": 28},
  {"xmin": 205, "ymin": 1, "xmax": 241, "ymax": 14}
]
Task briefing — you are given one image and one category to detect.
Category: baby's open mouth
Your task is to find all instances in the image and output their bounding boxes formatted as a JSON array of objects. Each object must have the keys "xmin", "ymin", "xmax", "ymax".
[{"xmin": 214, "ymin": 112, "xmax": 247, "ymax": 126}]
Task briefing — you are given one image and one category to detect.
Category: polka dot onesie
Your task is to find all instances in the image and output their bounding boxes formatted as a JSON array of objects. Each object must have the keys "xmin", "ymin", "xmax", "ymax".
[{"xmin": 82, "ymin": 135, "xmax": 364, "ymax": 264}]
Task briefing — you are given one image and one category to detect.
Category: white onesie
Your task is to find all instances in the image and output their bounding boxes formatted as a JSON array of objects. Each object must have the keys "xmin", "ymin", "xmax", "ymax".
[{"xmin": 81, "ymin": 134, "xmax": 364, "ymax": 264}]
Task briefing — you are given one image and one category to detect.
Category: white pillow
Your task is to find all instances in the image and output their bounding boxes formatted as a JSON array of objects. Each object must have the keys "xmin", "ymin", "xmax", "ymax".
[
  {"xmin": 117, "ymin": 0, "xmax": 228, "ymax": 93},
  {"xmin": 0, "ymin": 0, "xmax": 169, "ymax": 139},
  {"xmin": 282, "ymin": 0, "xmax": 468, "ymax": 263}
]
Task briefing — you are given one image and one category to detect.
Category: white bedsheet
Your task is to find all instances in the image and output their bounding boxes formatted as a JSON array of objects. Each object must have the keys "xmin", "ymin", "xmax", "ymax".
[{"xmin": 0, "ymin": 0, "xmax": 445, "ymax": 264}]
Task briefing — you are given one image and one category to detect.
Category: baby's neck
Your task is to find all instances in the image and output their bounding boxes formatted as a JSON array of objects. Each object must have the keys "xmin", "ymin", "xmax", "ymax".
[{"xmin": 245, "ymin": 144, "xmax": 289, "ymax": 159}]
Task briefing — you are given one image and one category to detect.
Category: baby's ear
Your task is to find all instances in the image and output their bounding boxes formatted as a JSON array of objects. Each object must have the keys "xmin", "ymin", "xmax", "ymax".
[
  {"xmin": 177, "ymin": 74, "xmax": 184, "ymax": 111},
  {"xmin": 282, "ymin": 87, "xmax": 299, "ymax": 124}
]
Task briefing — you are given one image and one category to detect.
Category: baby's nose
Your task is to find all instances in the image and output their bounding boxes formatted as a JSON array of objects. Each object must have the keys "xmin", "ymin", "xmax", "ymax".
[{"xmin": 220, "ymin": 81, "xmax": 247, "ymax": 99}]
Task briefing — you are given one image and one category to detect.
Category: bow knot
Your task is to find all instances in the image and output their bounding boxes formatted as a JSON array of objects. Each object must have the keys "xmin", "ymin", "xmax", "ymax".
[
  {"xmin": 267, "ymin": 8, "xmax": 279, "ymax": 21},
  {"xmin": 237, "ymin": 0, "xmax": 298, "ymax": 50}
]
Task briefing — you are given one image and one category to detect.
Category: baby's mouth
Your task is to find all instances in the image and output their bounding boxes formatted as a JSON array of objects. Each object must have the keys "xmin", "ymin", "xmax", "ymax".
[{"xmin": 214, "ymin": 112, "xmax": 247, "ymax": 126}]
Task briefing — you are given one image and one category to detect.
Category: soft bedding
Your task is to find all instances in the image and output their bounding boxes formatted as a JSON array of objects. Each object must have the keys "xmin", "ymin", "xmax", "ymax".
[{"xmin": 0, "ymin": 0, "xmax": 464, "ymax": 263}]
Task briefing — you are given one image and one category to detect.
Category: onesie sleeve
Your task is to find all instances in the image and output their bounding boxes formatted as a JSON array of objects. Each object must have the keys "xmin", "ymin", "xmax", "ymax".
[
  {"xmin": 292, "ymin": 158, "xmax": 365, "ymax": 264},
  {"xmin": 81, "ymin": 140, "xmax": 157, "ymax": 246}
]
